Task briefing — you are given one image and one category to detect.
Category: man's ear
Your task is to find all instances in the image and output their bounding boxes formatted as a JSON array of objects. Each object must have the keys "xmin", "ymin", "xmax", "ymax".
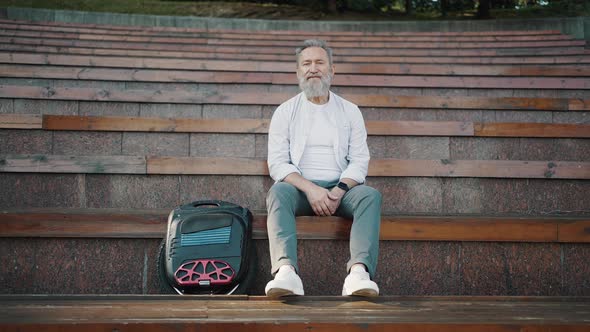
[{"xmin": 331, "ymin": 64, "xmax": 336, "ymax": 75}]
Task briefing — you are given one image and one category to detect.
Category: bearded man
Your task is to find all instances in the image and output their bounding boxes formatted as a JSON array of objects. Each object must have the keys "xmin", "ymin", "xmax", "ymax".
[{"xmin": 265, "ymin": 39, "xmax": 382, "ymax": 298}]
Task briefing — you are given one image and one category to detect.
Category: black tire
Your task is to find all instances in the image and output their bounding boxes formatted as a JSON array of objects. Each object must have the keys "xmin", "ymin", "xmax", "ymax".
[{"xmin": 157, "ymin": 238, "xmax": 257, "ymax": 295}]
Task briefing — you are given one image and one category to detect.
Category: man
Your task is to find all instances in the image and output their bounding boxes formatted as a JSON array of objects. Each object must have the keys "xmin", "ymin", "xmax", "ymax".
[{"xmin": 265, "ymin": 39, "xmax": 382, "ymax": 298}]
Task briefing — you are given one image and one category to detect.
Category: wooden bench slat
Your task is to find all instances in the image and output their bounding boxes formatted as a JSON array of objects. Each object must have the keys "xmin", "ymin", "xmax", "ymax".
[
  {"xmin": 0, "ymin": 155, "xmax": 146, "ymax": 174},
  {"xmin": 2, "ymin": 209, "xmax": 587, "ymax": 242},
  {"xmin": 147, "ymin": 157, "xmax": 590, "ymax": 179},
  {"xmin": 474, "ymin": 123, "xmax": 590, "ymax": 137},
  {"xmin": 43, "ymin": 115, "xmax": 272, "ymax": 134},
  {"xmin": 2, "ymin": 36, "xmax": 585, "ymax": 57},
  {"xmin": 1, "ymin": 295, "xmax": 589, "ymax": 331},
  {"xmin": 368, "ymin": 159, "xmax": 590, "ymax": 179},
  {"xmin": 0, "ymin": 114, "xmax": 42, "ymax": 129},
  {"xmin": 4, "ymin": 43, "xmax": 590, "ymax": 64},
  {"xmin": 1, "ymin": 85, "xmax": 586, "ymax": 111},
  {"xmin": 147, "ymin": 157, "xmax": 268, "ymax": 176},
  {"xmin": 1, "ymin": 30, "xmax": 584, "ymax": 49},
  {"xmin": 558, "ymin": 220, "xmax": 590, "ymax": 243},
  {"xmin": 0, "ymin": 22, "xmax": 575, "ymax": 42},
  {"xmin": 38, "ymin": 115, "xmax": 590, "ymax": 138},
  {"xmin": 0, "ymin": 155, "xmax": 587, "ymax": 179},
  {"xmin": 2, "ymin": 63, "xmax": 588, "ymax": 90},
  {"xmin": 3, "ymin": 58, "xmax": 590, "ymax": 78}
]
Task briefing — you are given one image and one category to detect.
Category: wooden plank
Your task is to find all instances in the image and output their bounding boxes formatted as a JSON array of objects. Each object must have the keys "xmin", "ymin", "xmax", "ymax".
[
  {"xmin": 0, "ymin": 295, "xmax": 589, "ymax": 331},
  {"xmin": 3, "ymin": 60, "xmax": 590, "ymax": 78},
  {"xmin": 0, "ymin": 85, "xmax": 586, "ymax": 111},
  {"xmin": 3, "ymin": 210, "xmax": 585, "ymax": 243},
  {"xmin": 368, "ymin": 159, "xmax": 590, "ymax": 179},
  {"xmin": 0, "ymin": 155, "xmax": 588, "ymax": 179},
  {"xmin": 40, "ymin": 115, "xmax": 589, "ymax": 138},
  {"xmin": 558, "ymin": 220, "xmax": 590, "ymax": 243},
  {"xmin": 3, "ymin": 36, "xmax": 585, "ymax": 57},
  {"xmin": 0, "ymin": 114, "xmax": 41, "ymax": 129},
  {"xmin": 378, "ymin": 216, "xmax": 559, "ymax": 242},
  {"xmin": 147, "ymin": 157, "xmax": 268, "ymax": 175},
  {"xmin": 4, "ymin": 322, "xmax": 587, "ymax": 332},
  {"xmin": 0, "ymin": 22, "xmax": 574, "ymax": 42},
  {"xmin": 43, "ymin": 115, "xmax": 271, "ymax": 133},
  {"xmin": 0, "ymin": 155, "xmax": 146, "ymax": 174},
  {"xmin": 2, "ymin": 29, "xmax": 584, "ymax": 49},
  {"xmin": 474, "ymin": 122, "xmax": 590, "ymax": 138},
  {"xmin": 4, "ymin": 43, "xmax": 590, "ymax": 65},
  {"xmin": 0, "ymin": 209, "xmax": 167, "ymax": 238},
  {"xmin": 2, "ymin": 63, "xmax": 588, "ymax": 90},
  {"xmin": 346, "ymin": 94, "xmax": 577, "ymax": 111},
  {"xmin": 43, "ymin": 115, "xmax": 472, "ymax": 136}
]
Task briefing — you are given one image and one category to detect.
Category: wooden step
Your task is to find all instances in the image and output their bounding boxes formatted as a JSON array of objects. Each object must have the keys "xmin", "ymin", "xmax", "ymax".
[
  {"xmin": 3, "ymin": 57, "xmax": 590, "ymax": 77},
  {"xmin": 3, "ymin": 114, "xmax": 589, "ymax": 138},
  {"xmin": 1, "ymin": 36, "xmax": 585, "ymax": 56},
  {"xmin": 0, "ymin": 295, "xmax": 588, "ymax": 331},
  {"xmin": 0, "ymin": 21, "xmax": 575, "ymax": 42},
  {"xmin": 0, "ymin": 29, "xmax": 584, "ymax": 50},
  {"xmin": 1, "ymin": 85, "xmax": 587, "ymax": 110},
  {"xmin": 4, "ymin": 63, "xmax": 589, "ymax": 90},
  {"xmin": 4, "ymin": 43, "xmax": 590, "ymax": 64},
  {"xmin": 1, "ymin": 209, "xmax": 588, "ymax": 242},
  {"xmin": 0, "ymin": 155, "xmax": 587, "ymax": 179},
  {"xmin": 0, "ymin": 33, "xmax": 585, "ymax": 56}
]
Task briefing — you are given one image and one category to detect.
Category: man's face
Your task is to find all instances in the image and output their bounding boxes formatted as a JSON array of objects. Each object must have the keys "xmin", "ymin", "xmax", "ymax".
[{"xmin": 296, "ymin": 46, "xmax": 335, "ymax": 99}]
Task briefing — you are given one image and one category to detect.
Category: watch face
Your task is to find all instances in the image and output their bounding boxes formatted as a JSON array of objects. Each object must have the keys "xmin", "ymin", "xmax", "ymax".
[{"xmin": 338, "ymin": 182, "xmax": 349, "ymax": 191}]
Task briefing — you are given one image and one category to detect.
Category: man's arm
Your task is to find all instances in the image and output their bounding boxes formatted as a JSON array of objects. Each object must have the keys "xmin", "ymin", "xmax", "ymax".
[
  {"xmin": 325, "ymin": 178, "xmax": 358, "ymax": 214},
  {"xmin": 324, "ymin": 104, "xmax": 370, "ymax": 213},
  {"xmin": 267, "ymin": 104, "xmax": 301, "ymax": 182}
]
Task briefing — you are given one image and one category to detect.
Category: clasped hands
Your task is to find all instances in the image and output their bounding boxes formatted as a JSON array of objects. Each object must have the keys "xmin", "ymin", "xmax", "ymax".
[{"xmin": 305, "ymin": 185, "xmax": 345, "ymax": 217}]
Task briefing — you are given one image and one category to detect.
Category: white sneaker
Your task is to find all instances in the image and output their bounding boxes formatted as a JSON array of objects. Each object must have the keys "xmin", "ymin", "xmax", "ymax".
[
  {"xmin": 265, "ymin": 265, "xmax": 304, "ymax": 298},
  {"xmin": 342, "ymin": 265, "xmax": 379, "ymax": 297}
]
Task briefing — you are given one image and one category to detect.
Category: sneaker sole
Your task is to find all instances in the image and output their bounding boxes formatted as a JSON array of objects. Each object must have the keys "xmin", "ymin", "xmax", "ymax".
[
  {"xmin": 266, "ymin": 288, "xmax": 301, "ymax": 299},
  {"xmin": 344, "ymin": 288, "xmax": 379, "ymax": 297}
]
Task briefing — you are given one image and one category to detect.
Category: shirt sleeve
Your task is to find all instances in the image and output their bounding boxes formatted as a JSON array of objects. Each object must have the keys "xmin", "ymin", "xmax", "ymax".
[
  {"xmin": 267, "ymin": 104, "xmax": 301, "ymax": 182},
  {"xmin": 340, "ymin": 105, "xmax": 370, "ymax": 184}
]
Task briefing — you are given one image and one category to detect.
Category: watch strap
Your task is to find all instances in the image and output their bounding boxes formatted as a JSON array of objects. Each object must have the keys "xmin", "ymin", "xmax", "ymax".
[{"xmin": 337, "ymin": 181, "xmax": 350, "ymax": 192}]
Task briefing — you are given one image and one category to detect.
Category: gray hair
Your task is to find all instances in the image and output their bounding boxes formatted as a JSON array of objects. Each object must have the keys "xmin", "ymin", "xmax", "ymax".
[{"xmin": 295, "ymin": 39, "xmax": 333, "ymax": 67}]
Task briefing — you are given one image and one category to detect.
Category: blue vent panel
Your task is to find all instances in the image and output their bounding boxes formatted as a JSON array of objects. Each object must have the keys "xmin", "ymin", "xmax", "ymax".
[{"xmin": 181, "ymin": 226, "xmax": 231, "ymax": 246}]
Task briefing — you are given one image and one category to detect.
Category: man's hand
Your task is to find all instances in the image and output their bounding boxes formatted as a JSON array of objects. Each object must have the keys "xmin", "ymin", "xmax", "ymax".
[
  {"xmin": 305, "ymin": 185, "xmax": 332, "ymax": 216},
  {"xmin": 325, "ymin": 187, "xmax": 346, "ymax": 215}
]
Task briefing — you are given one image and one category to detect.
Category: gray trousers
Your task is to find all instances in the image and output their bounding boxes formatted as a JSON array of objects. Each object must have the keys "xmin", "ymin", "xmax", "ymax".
[{"xmin": 266, "ymin": 180, "xmax": 382, "ymax": 278}]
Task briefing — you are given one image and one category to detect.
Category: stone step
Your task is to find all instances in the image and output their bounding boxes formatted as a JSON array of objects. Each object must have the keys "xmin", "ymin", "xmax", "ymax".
[{"xmin": 1, "ymin": 236, "xmax": 589, "ymax": 295}]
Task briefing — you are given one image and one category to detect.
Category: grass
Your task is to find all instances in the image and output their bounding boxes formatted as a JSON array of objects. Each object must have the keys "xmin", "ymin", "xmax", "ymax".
[{"xmin": 0, "ymin": 0, "xmax": 587, "ymax": 20}]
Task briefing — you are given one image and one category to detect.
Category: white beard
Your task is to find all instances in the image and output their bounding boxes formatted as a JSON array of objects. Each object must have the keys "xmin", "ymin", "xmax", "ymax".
[{"xmin": 298, "ymin": 72, "xmax": 332, "ymax": 99}]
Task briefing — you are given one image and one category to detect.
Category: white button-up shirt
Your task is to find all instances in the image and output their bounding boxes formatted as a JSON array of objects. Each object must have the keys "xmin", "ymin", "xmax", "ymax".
[{"xmin": 267, "ymin": 91, "xmax": 370, "ymax": 184}]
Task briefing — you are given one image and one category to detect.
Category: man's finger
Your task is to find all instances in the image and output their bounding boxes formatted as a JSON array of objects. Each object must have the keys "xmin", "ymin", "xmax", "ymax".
[
  {"xmin": 312, "ymin": 202, "xmax": 324, "ymax": 216},
  {"xmin": 321, "ymin": 203, "xmax": 331, "ymax": 216}
]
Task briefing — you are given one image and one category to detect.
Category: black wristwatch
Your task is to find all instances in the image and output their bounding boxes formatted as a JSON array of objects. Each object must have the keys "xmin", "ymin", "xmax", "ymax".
[{"xmin": 337, "ymin": 181, "xmax": 350, "ymax": 192}]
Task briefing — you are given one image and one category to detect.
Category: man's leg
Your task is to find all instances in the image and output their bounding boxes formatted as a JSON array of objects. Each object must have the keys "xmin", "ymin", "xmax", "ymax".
[
  {"xmin": 265, "ymin": 181, "xmax": 313, "ymax": 296},
  {"xmin": 336, "ymin": 185, "xmax": 382, "ymax": 296}
]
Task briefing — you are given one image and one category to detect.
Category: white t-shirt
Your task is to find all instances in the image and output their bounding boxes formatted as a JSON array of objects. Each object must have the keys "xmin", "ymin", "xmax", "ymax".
[{"xmin": 298, "ymin": 98, "xmax": 341, "ymax": 182}]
